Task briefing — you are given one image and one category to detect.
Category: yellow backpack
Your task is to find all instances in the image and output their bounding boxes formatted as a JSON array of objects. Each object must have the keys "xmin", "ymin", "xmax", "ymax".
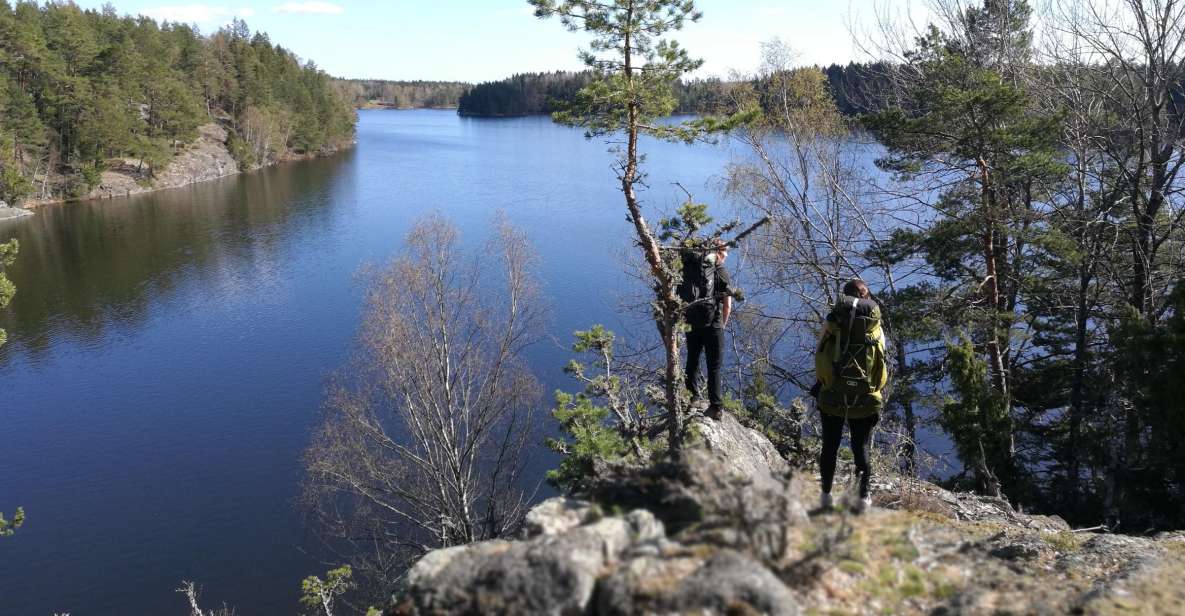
[{"xmin": 815, "ymin": 295, "xmax": 888, "ymax": 418}]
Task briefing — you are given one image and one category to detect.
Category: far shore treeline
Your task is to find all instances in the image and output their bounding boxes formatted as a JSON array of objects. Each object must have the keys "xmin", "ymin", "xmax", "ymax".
[
  {"xmin": 454, "ymin": 65, "xmax": 892, "ymax": 116},
  {"xmin": 0, "ymin": 2, "xmax": 355, "ymax": 205},
  {"xmin": 334, "ymin": 63, "xmax": 892, "ymax": 117},
  {"xmin": 331, "ymin": 79, "xmax": 468, "ymax": 110}
]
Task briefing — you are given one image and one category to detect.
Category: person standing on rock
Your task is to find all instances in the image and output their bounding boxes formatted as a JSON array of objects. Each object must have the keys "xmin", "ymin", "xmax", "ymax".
[
  {"xmin": 811, "ymin": 278, "xmax": 888, "ymax": 512},
  {"xmin": 680, "ymin": 239, "xmax": 734, "ymax": 420}
]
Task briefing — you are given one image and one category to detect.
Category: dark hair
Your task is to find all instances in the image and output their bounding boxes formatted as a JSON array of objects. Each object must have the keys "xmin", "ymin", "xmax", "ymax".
[{"xmin": 843, "ymin": 278, "xmax": 870, "ymax": 299}]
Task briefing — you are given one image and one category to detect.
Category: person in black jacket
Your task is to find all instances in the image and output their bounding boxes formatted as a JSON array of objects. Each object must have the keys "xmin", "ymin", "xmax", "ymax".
[{"xmin": 685, "ymin": 241, "xmax": 733, "ymax": 420}]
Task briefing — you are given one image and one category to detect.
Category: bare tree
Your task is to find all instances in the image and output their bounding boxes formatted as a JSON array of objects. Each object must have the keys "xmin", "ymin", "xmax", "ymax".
[
  {"xmin": 722, "ymin": 42, "xmax": 887, "ymax": 436},
  {"xmin": 1043, "ymin": 0, "xmax": 1185, "ymax": 523},
  {"xmin": 1044, "ymin": 0, "xmax": 1185, "ymax": 319},
  {"xmin": 177, "ymin": 581, "xmax": 235, "ymax": 616},
  {"xmin": 302, "ymin": 214, "xmax": 545, "ymax": 590}
]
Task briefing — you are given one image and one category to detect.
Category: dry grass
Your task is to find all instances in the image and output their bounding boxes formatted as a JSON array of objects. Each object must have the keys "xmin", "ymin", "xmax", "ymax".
[{"xmin": 871, "ymin": 488, "xmax": 956, "ymax": 519}]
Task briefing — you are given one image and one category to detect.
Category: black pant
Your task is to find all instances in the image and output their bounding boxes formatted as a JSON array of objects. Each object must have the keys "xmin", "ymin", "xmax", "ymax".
[
  {"xmin": 685, "ymin": 326, "xmax": 723, "ymax": 406},
  {"xmin": 819, "ymin": 412, "xmax": 880, "ymax": 498}
]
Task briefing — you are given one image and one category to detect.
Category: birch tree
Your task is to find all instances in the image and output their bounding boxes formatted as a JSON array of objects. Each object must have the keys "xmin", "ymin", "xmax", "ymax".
[{"xmin": 302, "ymin": 215, "xmax": 544, "ymax": 591}]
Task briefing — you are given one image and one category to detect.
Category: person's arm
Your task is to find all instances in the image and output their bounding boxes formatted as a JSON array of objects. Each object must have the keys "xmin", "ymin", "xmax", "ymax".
[
  {"xmin": 716, "ymin": 265, "xmax": 733, "ymax": 327},
  {"xmin": 818, "ymin": 320, "xmax": 833, "ymax": 341}
]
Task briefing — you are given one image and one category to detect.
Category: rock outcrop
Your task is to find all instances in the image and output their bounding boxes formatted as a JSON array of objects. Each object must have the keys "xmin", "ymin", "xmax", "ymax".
[
  {"xmin": 0, "ymin": 200, "xmax": 34, "ymax": 221},
  {"xmin": 394, "ymin": 414, "xmax": 1185, "ymax": 615},
  {"xmin": 19, "ymin": 122, "xmax": 351, "ymax": 208},
  {"xmin": 85, "ymin": 124, "xmax": 240, "ymax": 201}
]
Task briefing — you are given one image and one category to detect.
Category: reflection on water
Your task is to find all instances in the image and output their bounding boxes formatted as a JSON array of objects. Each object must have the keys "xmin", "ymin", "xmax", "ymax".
[
  {"xmin": 0, "ymin": 153, "xmax": 351, "ymax": 362},
  {"xmin": 0, "ymin": 110, "xmax": 737, "ymax": 615}
]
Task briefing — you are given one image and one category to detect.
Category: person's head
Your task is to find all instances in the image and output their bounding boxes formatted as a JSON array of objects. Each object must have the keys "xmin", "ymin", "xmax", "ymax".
[
  {"xmin": 714, "ymin": 239, "xmax": 729, "ymax": 263},
  {"xmin": 842, "ymin": 278, "xmax": 870, "ymax": 299}
]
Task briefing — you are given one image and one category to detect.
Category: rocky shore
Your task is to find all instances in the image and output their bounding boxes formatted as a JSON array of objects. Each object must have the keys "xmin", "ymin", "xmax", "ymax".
[
  {"xmin": 0, "ymin": 201, "xmax": 34, "ymax": 221},
  {"xmin": 19, "ymin": 123, "xmax": 352, "ymax": 209},
  {"xmin": 392, "ymin": 414, "xmax": 1185, "ymax": 615}
]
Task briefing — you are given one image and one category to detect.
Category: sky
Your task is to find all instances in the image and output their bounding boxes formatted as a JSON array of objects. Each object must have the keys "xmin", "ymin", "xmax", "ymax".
[{"xmin": 71, "ymin": 0, "xmax": 933, "ymax": 83}]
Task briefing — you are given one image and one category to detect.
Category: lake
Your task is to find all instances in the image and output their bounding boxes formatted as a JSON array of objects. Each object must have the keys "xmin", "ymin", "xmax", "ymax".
[{"xmin": 0, "ymin": 110, "xmax": 755, "ymax": 615}]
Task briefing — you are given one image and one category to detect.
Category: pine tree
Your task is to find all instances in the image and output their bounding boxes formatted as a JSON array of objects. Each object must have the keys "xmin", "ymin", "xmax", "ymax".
[
  {"xmin": 863, "ymin": 0, "xmax": 1066, "ymax": 499},
  {"xmin": 531, "ymin": 0, "xmax": 750, "ymax": 452}
]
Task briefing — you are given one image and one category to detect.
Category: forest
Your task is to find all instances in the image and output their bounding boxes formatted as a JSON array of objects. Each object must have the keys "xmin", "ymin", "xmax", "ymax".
[
  {"xmin": 0, "ymin": 2, "xmax": 355, "ymax": 205},
  {"xmin": 452, "ymin": 65, "xmax": 893, "ymax": 117},
  {"xmin": 332, "ymin": 79, "xmax": 468, "ymax": 109},
  {"xmin": 456, "ymin": 71, "xmax": 591, "ymax": 116}
]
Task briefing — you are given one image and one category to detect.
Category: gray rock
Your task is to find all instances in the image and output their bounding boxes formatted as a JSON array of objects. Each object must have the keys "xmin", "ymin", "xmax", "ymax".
[
  {"xmin": 400, "ymin": 414, "xmax": 810, "ymax": 615},
  {"xmin": 405, "ymin": 510, "xmax": 664, "ymax": 615},
  {"xmin": 522, "ymin": 497, "xmax": 597, "ymax": 538},
  {"xmin": 596, "ymin": 549, "xmax": 800, "ymax": 616},
  {"xmin": 990, "ymin": 543, "xmax": 1041, "ymax": 561},
  {"xmin": 404, "ymin": 540, "xmax": 513, "ymax": 590},
  {"xmin": 695, "ymin": 412, "xmax": 791, "ymax": 477},
  {"xmin": 86, "ymin": 123, "xmax": 240, "ymax": 201},
  {"xmin": 0, "ymin": 203, "xmax": 33, "ymax": 220},
  {"xmin": 591, "ymin": 413, "xmax": 808, "ymax": 547}
]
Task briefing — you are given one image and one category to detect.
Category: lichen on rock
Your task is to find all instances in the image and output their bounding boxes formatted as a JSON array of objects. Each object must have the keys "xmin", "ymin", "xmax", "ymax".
[{"xmin": 392, "ymin": 414, "xmax": 1185, "ymax": 615}]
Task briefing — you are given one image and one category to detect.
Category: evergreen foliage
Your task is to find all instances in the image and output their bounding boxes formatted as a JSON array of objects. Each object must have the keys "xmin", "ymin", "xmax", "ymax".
[
  {"xmin": 1111, "ymin": 287, "xmax": 1185, "ymax": 525},
  {"xmin": 0, "ymin": 237, "xmax": 15, "ymax": 347},
  {"xmin": 333, "ymin": 79, "xmax": 468, "ymax": 109},
  {"xmin": 453, "ymin": 62, "xmax": 894, "ymax": 118},
  {"xmin": 0, "ymin": 506, "xmax": 23, "ymax": 537},
  {"xmin": 458, "ymin": 71, "xmax": 591, "ymax": 116},
  {"xmin": 862, "ymin": 0, "xmax": 1065, "ymax": 500},
  {"xmin": 850, "ymin": 0, "xmax": 1185, "ymax": 528},
  {"xmin": 531, "ymin": 0, "xmax": 753, "ymax": 452},
  {"xmin": 0, "ymin": 3, "xmax": 354, "ymax": 203},
  {"xmin": 299, "ymin": 566, "xmax": 356, "ymax": 616},
  {"xmin": 547, "ymin": 326, "xmax": 635, "ymax": 493},
  {"xmin": 455, "ymin": 71, "xmax": 741, "ymax": 116}
]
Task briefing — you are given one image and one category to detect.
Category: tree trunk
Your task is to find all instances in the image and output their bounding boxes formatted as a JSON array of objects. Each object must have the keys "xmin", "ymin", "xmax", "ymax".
[
  {"xmin": 976, "ymin": 158, "xmax": 1014, "ymax": 497},
  {"xmin": 1067, "ymin": 228, "xmax": 1091, "ymax": 510},
  {"xmin": 897, "ymin": 340, "xmax": 917, "ymax": 475},
  {"xmin": 978, "ymin": 160, "xmax": 1008, "ymax": 399},
  {"xmin": 621, "ymin": 4, "xmax": 682, "ymax": 452}
]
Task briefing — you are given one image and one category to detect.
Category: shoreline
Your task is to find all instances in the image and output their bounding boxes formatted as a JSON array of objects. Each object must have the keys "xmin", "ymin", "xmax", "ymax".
[{"xmin": 17, "ymin": 123, "xmax": 356, "ymax": 211}]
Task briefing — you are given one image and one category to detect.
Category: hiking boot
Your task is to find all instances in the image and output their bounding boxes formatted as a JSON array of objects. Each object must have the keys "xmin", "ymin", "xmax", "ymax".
[
  {"xmin": 820, "ymin": 492, "xmax": 833, "ymax": 511},
  {"xmin": 705, "ymin": 404, "xmax": 723, "ymax": 420},
  {"xmin": 856, "ymin": 496, "xmax": 873, "ymax": 513}
]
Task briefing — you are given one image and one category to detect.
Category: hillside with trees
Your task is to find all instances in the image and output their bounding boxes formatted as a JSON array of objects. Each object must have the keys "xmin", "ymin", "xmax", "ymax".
[
  {"xmin": 455, "ymin": 71, "xmax": 741, "ymax": 116},
  {"xmin": 456, "ymin": 71, "xmax": 591, "ymax": 116},
  {"xmin": 332, "ymin": 79, "xmax": 469, "ymax": 109},
  {"xmin": 0, "ymin": 2, "xmax": 355, "ymax": 205},
  {"xmin": 453, "ymin": 65, "xmax": 893, "ymax": 117}
]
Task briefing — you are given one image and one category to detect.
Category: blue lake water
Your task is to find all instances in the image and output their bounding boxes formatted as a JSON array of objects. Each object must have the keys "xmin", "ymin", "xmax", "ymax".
[{"xmin": 0, "ymin": 110, "xmax": 762, "ymax": 615}]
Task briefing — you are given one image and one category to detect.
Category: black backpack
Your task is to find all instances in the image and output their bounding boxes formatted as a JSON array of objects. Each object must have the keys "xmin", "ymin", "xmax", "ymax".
[{"xmin": 677, "ymin": 249, "xmax": 717, "ymax": 328}]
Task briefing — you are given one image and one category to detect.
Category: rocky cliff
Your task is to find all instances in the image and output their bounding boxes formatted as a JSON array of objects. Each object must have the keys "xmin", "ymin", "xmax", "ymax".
[
  {"xmin": 393, "ymin": 414, "xmax": 1185, "ymax": 615},
  {"xmin": 0, "ymin": 200, "xmax": 34, "ymax": 220},
  {"xmin": 84, "ymin": 123, "xmax": 240, "ymax": 202},
  {"xmin": 22, "ymin": 123, "xmax": 352, "ymax": 208}
]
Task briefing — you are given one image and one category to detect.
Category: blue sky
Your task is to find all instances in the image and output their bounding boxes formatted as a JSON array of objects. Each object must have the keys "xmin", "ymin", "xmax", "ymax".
[{"xmin": 72, "ymin": 0, "xmax": 929, "ymax": 82}]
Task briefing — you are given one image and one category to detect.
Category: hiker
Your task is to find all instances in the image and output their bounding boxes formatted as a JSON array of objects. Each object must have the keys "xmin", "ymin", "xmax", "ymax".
[
  {"xmin": 680, "ymin": 239, "xmax": 733, "ymax": 420},
  {"xmin": 812, "ymin": 278, "xmax": 888, "ymax": 512}
]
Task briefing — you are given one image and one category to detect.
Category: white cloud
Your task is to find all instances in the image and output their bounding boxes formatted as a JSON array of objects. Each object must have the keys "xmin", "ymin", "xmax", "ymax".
[
  {"xmin": 140, "ymin": 4, "xmax": 255, "ymax": 25},
  {"xmin": 273, "ymin": 1, "xmax": 344, "ymax": 15}
]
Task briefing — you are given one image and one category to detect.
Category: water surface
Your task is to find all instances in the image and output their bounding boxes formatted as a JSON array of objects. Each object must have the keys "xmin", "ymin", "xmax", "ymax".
[{"xmin": 0, "ymin": 110, "xmax": 738, "ymax": 615}]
